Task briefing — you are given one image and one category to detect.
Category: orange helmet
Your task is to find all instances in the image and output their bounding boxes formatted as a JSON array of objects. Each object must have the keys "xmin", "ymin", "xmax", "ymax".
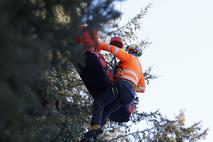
[{"xmin": 110, "ymin": 36, "xmax": 123, "ymax": 48}]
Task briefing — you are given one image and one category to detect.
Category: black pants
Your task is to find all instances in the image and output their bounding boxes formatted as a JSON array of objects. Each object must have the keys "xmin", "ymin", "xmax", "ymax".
[
  {"xmin": 74, "ymin": 51, "xmax": 112, "ymax": 97},
  {"xmin": 91, "ymin": 80, "xmax": 135, "ymax": 126}
]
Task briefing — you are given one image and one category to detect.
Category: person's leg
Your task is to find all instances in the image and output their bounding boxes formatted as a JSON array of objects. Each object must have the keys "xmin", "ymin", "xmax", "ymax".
[
  {"xmin": 101, "ymin": 81, "xmax": 136, "ymax": 125},
  {"xmin": 91, "ymin": 87, "xmax": 118, "ymax": 126},
  {"xmin": 101, "ymin": 99, "xmax": 121, "ymax": 126},
  {"xmin": 75, "ymin": 51, "xmax": 112, "ymax": 98},
  {"xmin": 84, "ymin": 88, "xmax": 117, "ymax": 140},
  {"xmin": 117, "ymin": 80, "xmax": 135, "ymax": 105},
  {"xmin": 109, "ymin": 106, "xmax": 131, "ymax": 122}
]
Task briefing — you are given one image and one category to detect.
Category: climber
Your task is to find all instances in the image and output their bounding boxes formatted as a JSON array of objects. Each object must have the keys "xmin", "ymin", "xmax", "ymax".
[
  {"xmin": 74, "ymin": 28, "xmax": 144, "ymax": 141},
  {"xmin": 106, "ymin": 36, "xmax": 138, "ymax": 123},
  {"xmin": 86, "ymin": 43, "xmax": 146, "ymax": 138}
]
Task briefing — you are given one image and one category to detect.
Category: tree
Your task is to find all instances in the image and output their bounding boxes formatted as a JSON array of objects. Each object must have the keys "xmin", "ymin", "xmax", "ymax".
[
  {"xmin": 0, "ymin": 0, "xmax": 208, "ymax": 142},
  {"xmin": 105, "ymin": 110, "xmax": 208, "ymax": 142},
  {"xmin": 0, "ymin": 0, "xmax": 120, "ymax": 142}
]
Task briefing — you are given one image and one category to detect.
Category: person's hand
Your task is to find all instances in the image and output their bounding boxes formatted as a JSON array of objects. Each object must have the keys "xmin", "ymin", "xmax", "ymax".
[
  {"xmin": 127, "ymin": 102, "xmax": 137, "ymax": 113},
  {"xmin": 127, "ymin": 97, "xmax": 139, "ymax": 113}
]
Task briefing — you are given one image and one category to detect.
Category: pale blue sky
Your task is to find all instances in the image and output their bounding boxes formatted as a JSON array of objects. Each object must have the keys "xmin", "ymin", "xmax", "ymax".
[{"xmin": 116, "ymin": 0, "xmax": 213, "ymax": 141}]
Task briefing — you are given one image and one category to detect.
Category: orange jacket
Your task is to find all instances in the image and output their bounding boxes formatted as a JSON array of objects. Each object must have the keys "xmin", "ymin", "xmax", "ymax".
[{"xmin": 99, "ymin": 43, "xmax": 146, "ymax": 93}]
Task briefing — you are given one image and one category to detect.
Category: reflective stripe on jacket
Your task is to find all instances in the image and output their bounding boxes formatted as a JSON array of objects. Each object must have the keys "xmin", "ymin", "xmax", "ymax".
[{"xmin": 99, "ymin": 43, "xmax": 146, "ymax": 93}]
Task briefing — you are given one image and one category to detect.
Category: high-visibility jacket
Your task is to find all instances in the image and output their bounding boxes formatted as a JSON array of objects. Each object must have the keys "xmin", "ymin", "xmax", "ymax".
[{"xmin": 99, "ymin": 43, "xmax": 146, "ymax": 93}]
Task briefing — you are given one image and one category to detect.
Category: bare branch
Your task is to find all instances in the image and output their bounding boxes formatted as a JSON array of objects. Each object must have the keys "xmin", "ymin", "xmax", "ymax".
[{"xmin": 144, "ymin": 66, "xmax": 158, "ymax": 84}]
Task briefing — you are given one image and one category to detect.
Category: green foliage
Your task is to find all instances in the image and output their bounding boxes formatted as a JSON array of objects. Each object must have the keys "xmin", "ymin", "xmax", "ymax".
[
  {"xmin": 0, "ymin": 0, "xmax": 208, "ymax": 142},
  {"xmin": 99, "ymin": 3, "xmax": 151, "ymax": 47},
  {"xmin": 107, "ymin": 111, "xmax": 208, "ymax": 142},
  {"xmin": 0, "ymin": 0, "xmax": 121, "ymax": 141}
]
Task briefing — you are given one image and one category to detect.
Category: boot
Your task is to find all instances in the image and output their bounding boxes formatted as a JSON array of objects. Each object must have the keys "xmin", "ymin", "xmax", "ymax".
[{"xmin": 82, "ymin": 124, "xmax": 103, "ymax": 141}]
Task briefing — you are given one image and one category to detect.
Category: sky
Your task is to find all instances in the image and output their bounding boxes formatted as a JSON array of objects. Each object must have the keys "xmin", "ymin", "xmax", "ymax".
[{"xmin": 115, "ymin": 0, "xmax": 213, "ymax": 141}]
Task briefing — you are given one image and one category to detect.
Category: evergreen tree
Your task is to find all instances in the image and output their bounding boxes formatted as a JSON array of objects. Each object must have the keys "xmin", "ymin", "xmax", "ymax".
[
  {"xmin": 0, "ymin": 0, "xmax": 208, "ymax": 142},
  {"xmin": 0, "ymin": 0, "xmax": 120, "ymax": 141}
]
